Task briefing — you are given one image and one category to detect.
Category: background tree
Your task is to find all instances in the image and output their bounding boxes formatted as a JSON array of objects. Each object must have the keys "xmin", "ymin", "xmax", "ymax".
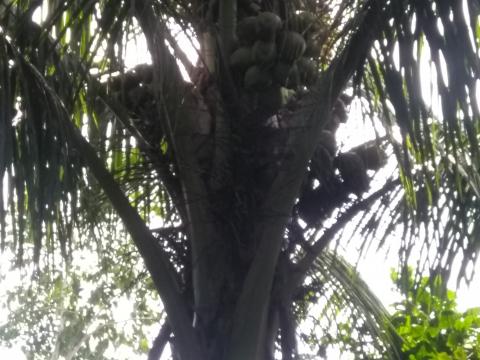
[
  {"xmin": 325, "ymin": 268, "xmax": 480, "ymax": 359},
  {"xmin": 0, "ymin": 212, "xmax": 162, "ymax": 360},
  {"xmin": 1, "ymin": 0, "xmax": 480, "ymax": 359},
  {"xmin": 391, "ymin": 270, "xmax": 480, "ymax": 360}
]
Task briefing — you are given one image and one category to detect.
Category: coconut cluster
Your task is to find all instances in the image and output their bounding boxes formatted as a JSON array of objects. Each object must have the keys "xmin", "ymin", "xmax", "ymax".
[
  {"xmin": 310, "ymin": 95, "xmax": 387, "ymax": 198},
  {"xmin": 230, "ymin": 11, "xmax": 324, "ymax": 92},
  {"xmin": 299, "ymin": 134, "xmax": 387, "ymax": 225},
  {"xmin": 335, "ymin": 145, "xmax": 387, "ymax": 196}
]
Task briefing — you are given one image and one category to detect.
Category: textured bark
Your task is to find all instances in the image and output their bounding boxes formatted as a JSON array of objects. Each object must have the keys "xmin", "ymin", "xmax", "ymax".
[
  {"xmin": 279, "ymin": 304, "xmax": 298, "ymax": 360},
  {"xmin": 134, "ymin": 2, "xmax": 229, "ymax": 336}
]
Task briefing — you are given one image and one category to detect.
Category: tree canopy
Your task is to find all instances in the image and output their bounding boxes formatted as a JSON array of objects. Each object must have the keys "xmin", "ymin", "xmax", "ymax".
[
  {"xmin": 1, "ymin": 0, "xmax": 480, "ymax": 359},
  {"xmin": 326, "ymin": 269, "xmax": 480, "ymax": 359}
]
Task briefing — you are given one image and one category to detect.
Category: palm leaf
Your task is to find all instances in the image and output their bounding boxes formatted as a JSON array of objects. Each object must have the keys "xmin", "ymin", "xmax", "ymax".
[
  {"xmin": 355, "ymin": 0, "xmax": 480, "ymax": 285},
  {"xmin": 296, "ymin": 251, "xmax": 403, "ymax": 359}
]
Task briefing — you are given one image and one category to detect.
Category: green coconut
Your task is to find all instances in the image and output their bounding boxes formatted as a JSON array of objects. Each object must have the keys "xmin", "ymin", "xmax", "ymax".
[
  {"xmin": 354, "ymin": 145, "xmax": 387, "ymax": 171},
  {"xmin": 248, "ymin": 2, "xmax": 261, "ymax": 14},
  {"xmin": 252, "ymin": 40, "xmax": 277, "ymax": 64},
  {"xmin": 230, "ymin": 46, "xmax": 254, "ymax": 69},
  {"xmin": 277, "ymin": 31, "xmax": 306, "ymax": 64},
  {"xmin": 297, "ymin": 57, "xmax": 317, "ymax": 86},
  {"xmin": 244, "ymin": 65, "xmax": 272, "ymax": 90},
  {"xmin": 132, "ymin": 64, "xmax": 153, "ymax": 84},
  {"xmin": 335, "ymin": 152, "xmax": 369, "ymax": 195},
  {"xmin": 257, "ymin": 11, "xmax": 282, "ymax": 41},
  {"xmin": 237, "ymin": 16, "xmax": 259, "ymax": 45}
]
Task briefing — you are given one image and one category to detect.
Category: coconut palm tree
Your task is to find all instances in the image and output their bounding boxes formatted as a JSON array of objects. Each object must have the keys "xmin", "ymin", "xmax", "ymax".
[{"xmin": 1, "ymin": 0, "xmax": 480, "ymax": 359}]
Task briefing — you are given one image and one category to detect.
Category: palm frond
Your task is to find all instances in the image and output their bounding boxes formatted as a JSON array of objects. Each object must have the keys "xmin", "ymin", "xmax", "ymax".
[
  {"xmin": 0, "ymin": 33, "xmax": 83, "ymax": 263},
  {"xmin": 0, "ymin": 0, "xmax": 187, "ymax": 262},
  {"xmin": 296, "ymin": 251, "xmax": 403, "ymax": 359},
  {"xmin": 356, "ymin": 0, "xmax": 480, "ymax": 285}
]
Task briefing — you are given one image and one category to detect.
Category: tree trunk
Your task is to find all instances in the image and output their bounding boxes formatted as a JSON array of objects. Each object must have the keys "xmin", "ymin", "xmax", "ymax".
[{"xmin": 79, "ymin": 1, "xmax": 384, "ymax": 358}]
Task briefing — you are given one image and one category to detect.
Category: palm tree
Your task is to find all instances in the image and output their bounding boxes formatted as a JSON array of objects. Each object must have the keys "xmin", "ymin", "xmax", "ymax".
[{"xmin": 1, "ymin": 0, "xmax": 479, "ymax": 359}]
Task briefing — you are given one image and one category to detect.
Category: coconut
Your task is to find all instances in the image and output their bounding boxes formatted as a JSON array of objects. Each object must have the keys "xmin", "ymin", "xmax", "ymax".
[
  {"xmin": 354, "ymin": 145, "xmax": 387, "ymax": 170},
  {"xmin": 133, "ymin": 64, "xmax": 153, "ymax": 84},
  {"xmin": 257, "ymin": 11, "xmax": 282, "ymax": 41},
  {"xmin": 244, "ymin": 65, "xmax": 272, "ymax": 90},
  {"xmin": 249, "ymin": 2, "xmax": 261, "ymax": 14},
  {"xmin": 277, "ymin": 31, "xmax": 306, "ymax": 64},
  {"xmin": 237, "ymin": 16, "xmax": 259, "ymax": 45},
  {"xmin": 335, "ymin": 152, "xmax": 369, "ymax": 195},
  {"xmin": 252, "ymin": 40, "xmax": 277, "ymax": 64},
  {"xmin": 230, "ymin": 46, "xmax": 254, "ymax": 69},
  {"xmin": 296, "ymin": 57, "xmax": 317, "ymax": 86}
]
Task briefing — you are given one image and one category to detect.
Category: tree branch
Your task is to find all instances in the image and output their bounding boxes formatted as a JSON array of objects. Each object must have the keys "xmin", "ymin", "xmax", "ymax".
[
  {"xmin": 290, "ymin": 178, "xmax": 400, "ymax": 292},
  {"xmin": 64, "ymin": 120, "xmax": 204, "ymax": 360},
  {"xmin": 67, "ymin": 121, "xmax": 198, "ymax": 347},
  {"xmin": 164, "ymin": 29, "xmax": 196, "ymax": 79},
  {"xmin": 148, "ymin": 321, "xmax": 172, "ymax": 360},
  {"xmin": 279, "ymin": 303, "xmax": 297, "ymax": 360},
  {"xmin": 264, "ymin": 305, "xmax": 279, "ymax": 360}
]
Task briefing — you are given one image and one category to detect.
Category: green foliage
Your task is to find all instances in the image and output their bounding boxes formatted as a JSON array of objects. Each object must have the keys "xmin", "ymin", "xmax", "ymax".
[
  {"xmin": 324, "ymin": 269, "xmax": 480, "ymax": 359},
  {"xmin": 391, "ymin": 270, "xmax": 480, "ymax": 360},
  {"xmin": 0, "ymin": 220, "xmax": 161, "ymax": 360}
]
